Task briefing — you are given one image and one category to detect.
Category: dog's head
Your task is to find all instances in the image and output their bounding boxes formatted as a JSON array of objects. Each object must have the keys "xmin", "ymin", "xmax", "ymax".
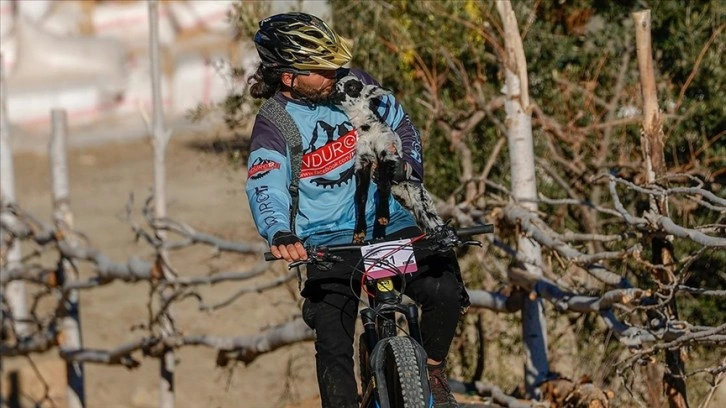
[{"xmin": 330, "ymin": 75, "xmax": 392, "ymax": 108}]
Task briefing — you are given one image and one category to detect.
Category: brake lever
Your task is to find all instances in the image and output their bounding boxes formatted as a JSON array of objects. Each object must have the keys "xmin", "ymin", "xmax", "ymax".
[
  {"xmin": 308, "ymin": 247, "xmax": 344, "ymax": 263},
  {"xmin": 429, "ymin": 238, "xmax": 482, "ymax": 253},
  {"xmin": 288, "ymin": 260, "xmax": 312, "ymax": 269},
  {"xmin": 287, "ymin": 251, "xmax": 344, "ymax": 269}
]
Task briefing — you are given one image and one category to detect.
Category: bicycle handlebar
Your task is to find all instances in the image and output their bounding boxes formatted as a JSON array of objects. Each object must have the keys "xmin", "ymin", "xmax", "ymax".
[
  {"xmin": 264, "ymin": 250, "xmax": 287, "ymax": 262},
  {"xmin": 455, "ymin": 224, "xmax": 495, "ymax": 237},
  {"xmin": 262, "ymin": 223, "xmax": 493, "ymax": 262}
]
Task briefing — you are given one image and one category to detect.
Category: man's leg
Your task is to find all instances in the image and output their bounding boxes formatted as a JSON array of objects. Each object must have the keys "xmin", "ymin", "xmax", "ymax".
[
  {"xmin": 404, "ymin": 257, "xmax": 462, "ymax": 362},
  {"xmin": 405, "ymin": 255, "xmax": 463, "ymax": 407},
  {"xmin": 302, "ymin": 282, "xmax": 360, "ymax": 408}
]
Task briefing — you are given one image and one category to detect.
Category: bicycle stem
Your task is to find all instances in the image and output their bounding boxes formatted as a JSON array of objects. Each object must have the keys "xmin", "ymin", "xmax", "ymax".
[{"xmin": 361, "ymin": 276, "xmax": 425, "ymax": 350}]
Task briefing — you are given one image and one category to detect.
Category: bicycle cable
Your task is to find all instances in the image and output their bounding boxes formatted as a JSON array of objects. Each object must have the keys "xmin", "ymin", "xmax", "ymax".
[{"xmin": 345, "ymin": 232, "xmax": 429, "ymax": 336}]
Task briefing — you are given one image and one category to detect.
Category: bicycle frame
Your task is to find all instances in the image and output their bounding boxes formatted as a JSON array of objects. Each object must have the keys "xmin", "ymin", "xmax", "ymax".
[{"xmin": 263, "ymin": 223, "xmax": 493, "ymax": 408}]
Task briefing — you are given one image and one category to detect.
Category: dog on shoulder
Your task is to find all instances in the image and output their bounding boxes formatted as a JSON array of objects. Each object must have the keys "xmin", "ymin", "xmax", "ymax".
[{"xmin": 330, "ymin": 75, "xmax": 443, "ymax": 243}]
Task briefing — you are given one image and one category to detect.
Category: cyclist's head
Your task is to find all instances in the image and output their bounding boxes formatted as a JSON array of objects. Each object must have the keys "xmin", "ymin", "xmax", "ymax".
[{"xmin": 254, "ymin": 12, "xmax": 352, "ymax": 75}]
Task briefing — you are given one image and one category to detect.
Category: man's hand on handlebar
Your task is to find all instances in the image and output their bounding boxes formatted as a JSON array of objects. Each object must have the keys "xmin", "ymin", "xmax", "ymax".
[
  {"xmin": 264, "ymin": 224, "xmax": 493, "ymax": 265},
  {"xmin": 271, "ymin": 231, "xmax": 308, "ymax": 262}
]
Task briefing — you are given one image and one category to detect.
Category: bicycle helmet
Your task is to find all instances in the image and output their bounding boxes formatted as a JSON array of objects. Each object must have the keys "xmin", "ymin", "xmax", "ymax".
[{"xmin": 254, "ymin": 12, "xmax": 352, "ymax": 74}]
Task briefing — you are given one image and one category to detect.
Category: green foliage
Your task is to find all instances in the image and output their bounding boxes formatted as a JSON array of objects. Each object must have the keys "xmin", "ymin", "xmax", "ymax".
[
  {"xmin": 679, "ymin": 247, "xmax": 726, "ymax": 327},
  {"xmin": 330, "ymin": 1, "xmax": 506, "ymax": 199},
  {"xmin": 228, "ymin": 1, "xmax": 270, "ymax": 42},
  {"xmin": 325, "ymin": 0, "xmax": 725, "ymax": 400},
  {"xmin": 331, "ymin": 0, "xmax": 723, "ymax": 190},
  {"xmin": 221, "ymin": 0, "xmax": 723, "ymax": 399}
]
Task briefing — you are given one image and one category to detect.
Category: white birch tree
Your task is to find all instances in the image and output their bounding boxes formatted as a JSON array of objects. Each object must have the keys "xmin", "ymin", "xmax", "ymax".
[
  {"xmin": 0, "ymin": 53, "xmax": 30, "ymax": 339},
  {"xmin": 50, "ymin": 109, "xmax": 86, "ymax": 408},
  {"xmin": 632, "ymin": 10, "xmax": 689, "ymax": 408},
  {"xmin": 147, "ymin": 1, "xmax": 175, "ymax": 406},
  {"xmin": 496, "ymin": 0, "xmax": 550, "ymax": 398}
]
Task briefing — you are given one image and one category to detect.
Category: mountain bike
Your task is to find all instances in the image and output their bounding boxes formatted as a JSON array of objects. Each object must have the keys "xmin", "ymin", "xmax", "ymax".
[{"xmin": 264, "ymin": 223, "xmax": 493, "ymax": 408}]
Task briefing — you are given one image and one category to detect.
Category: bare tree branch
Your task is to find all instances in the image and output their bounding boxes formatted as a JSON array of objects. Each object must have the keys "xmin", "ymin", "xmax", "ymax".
[
  {"xmin": 472, "ymin": 381, "xmax": 545, "ymax": 408},
  {"xmin": 4, "ymin": 319, "xmax": 314, "ymax": 371},
  {"xmin": 192, "ymin": 318, "xmax": 314, "ymax": 366},
  {"xmin": 200, "ymin": 270, "xmax": 297, "ymax": 311},
  {"xmin": 149, "ymin": 216, "xmax": 268, "ymax": 253},
  {"xmin": 503, "ymin": 203, "xmax": 633, "ymax": 288}
]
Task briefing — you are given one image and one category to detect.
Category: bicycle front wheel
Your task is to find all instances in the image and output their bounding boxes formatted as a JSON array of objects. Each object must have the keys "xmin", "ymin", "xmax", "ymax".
[{"xmin": 381, "ymin": 336, "xmax": 430, "ymax": 408}]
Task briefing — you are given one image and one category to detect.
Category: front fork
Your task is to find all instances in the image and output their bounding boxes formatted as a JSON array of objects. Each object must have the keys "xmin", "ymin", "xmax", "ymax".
[
  {"xmin": 360, "ymin": 277, "xmax": 427, "ymax": 408},
  {"xmin": 360, "ymin": 277, "xmax": 423, "ymax": 352}
]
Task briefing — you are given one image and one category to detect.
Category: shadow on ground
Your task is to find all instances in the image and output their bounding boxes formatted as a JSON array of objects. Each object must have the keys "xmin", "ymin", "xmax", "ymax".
[{"xmin": 185, "ymin": 133, "xmax": 253, "ymax": 167}]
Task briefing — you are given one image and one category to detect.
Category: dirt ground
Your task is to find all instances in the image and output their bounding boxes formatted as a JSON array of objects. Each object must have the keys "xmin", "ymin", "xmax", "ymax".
[{"xmin": 2, "ymin": 121, "xmax": 325, "ymax": 408}]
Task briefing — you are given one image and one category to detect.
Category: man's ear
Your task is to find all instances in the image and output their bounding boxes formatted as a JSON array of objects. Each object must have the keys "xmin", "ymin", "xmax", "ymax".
[{"xmin": 281, "ymin": 72, "xmax": 294, "ymax": 87}]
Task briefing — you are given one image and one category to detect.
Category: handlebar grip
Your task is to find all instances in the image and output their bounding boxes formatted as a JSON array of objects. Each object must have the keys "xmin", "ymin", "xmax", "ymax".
[
  {"xmin": 456, "ymin": 224, "xmax": 494, "ymax": 237},
  {"xmin": 264, "ymin": 252, "xmax": 278, "ymax": 261}
]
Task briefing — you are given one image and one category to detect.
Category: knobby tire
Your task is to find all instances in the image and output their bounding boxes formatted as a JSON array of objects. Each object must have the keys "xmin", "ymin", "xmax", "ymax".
[{"xmin": 384, "ymin": 337, "xmax": 427, "ymax": 408}]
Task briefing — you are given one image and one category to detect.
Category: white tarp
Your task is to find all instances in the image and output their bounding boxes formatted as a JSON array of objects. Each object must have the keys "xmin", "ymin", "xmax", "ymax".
[
  {"xmin": 92, "ymin": 0, "xmax": 176, "ymax": 49},
  {"xmin": 173, "ymin": 53, "xmax": 228, "ymax": 114},
  {"xmin": 40, "ymin": 0, "xmax": 86, "ymax": 37},
  {"xmin": 115, "ymin": 53, "xmax": 172, "ymax": 117},
  {"xmin": 0, "ymin": 33, "xmax": 16, "ymax": 74},
  {"xmin": 0, "ymin": 0, "xmax": 13, "ymax": 39},
  {"xmin": 171, "ymin": 38, "xmax": 259, "ymax": 115},
  {"xmin": 6, "ymin": 18, "xmax": 127, "ymax": 125},
  {"xmin": 16, "ymin": 0, "xmax": 52, "ymax": 22},
  {"xmin": 9, "ymin": 18, "xmax": 126, "ymax": 88},
  {"xmin": 269, "ymin": 0, "xmax": 332, "ymax": 21},
  {"xmin": 6, "ymin": 84, "xmax": 114, "ymax": 127},
  {"xmin": 167, "ymin": 1, "xmax": 233, "ymax": 35},
  {"xmin": 2, "ymin": 0, "xmax": 331, "ymax": 129}
]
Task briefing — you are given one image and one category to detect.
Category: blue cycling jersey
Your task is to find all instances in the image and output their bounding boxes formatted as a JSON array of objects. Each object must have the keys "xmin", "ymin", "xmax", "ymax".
[{"xmin": 245, "ymin": 69, "xmax": 424, "ymax": 246}]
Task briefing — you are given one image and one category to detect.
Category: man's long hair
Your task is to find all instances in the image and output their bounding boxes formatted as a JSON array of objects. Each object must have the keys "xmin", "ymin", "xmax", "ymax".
[{"xmin": 248, "ymin": 64, "xmax": 281, "ymax": 99}]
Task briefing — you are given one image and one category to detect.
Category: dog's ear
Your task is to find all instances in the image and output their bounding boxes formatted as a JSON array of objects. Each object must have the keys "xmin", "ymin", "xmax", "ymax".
[{"xmin": 366, "ymin": 86, "xmax": 392, "ymax": 100}]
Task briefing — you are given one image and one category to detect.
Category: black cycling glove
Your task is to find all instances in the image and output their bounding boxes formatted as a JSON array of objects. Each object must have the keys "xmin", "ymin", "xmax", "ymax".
[{"xmin": 272, "ymin": 231, "xmax": 302, "ymax": 247}]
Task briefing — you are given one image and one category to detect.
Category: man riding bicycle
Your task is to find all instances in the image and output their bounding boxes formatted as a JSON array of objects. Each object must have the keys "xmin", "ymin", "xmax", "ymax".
[{"xmin": 245, "ymin": 12, "xmax": 467, "ymax": 408}]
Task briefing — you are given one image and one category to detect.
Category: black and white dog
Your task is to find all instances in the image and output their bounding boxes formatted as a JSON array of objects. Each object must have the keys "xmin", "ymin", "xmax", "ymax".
[{"xmin": 331, "ymin": 75, "xmax": 443, "ymax": 243}]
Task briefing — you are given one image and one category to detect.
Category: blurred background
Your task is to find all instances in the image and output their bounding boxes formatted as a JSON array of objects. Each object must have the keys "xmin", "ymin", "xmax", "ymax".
[
  {"xmin": 1, "ymin": 1, "xmax": 724, "ymax": 407},
  {"xmin": 0, "ymin": 0, "xmax": 327, "ymax": 151}
]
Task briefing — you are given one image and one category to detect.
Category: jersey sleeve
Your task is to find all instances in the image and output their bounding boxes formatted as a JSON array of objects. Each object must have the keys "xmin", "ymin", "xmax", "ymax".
[
  {"xmin": 245, "ymin": 114, "xmax": 293, "ymax": 245},
  {"xmin": 351, "ymin": 69, "xmax": 424, "ymax": 182}
]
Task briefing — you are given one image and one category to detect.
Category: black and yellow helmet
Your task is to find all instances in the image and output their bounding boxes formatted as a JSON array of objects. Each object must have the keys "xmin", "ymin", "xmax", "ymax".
[{"xmin": 254, "ymin": 12, "xmax": 352, "ymax": 73}]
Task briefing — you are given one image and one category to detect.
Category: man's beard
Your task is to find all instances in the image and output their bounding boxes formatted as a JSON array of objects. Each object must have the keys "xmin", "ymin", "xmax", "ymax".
[{"xmin": 291, "ymin": 81, "xmax": 333, "ymax": 103}]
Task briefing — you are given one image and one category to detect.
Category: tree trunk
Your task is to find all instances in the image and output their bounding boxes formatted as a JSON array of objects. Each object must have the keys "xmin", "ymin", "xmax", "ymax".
[
  {"xmin": 632, "ymin": 10, "xmax": 688, "ymax": 408},
  {"xmin": 147, "ymin": 1, "xmax": 175, "ymax": 407},
  {"xmin": 496, "ymin": 1, "xmax": 549, "ymax": 398},
  {"xmin": 50, "ymin": 109, "xmax": 86, "ymax": 408},
  {"xmin": 0, "ymin": 53, "xmax": 30, "ymax": 339}
]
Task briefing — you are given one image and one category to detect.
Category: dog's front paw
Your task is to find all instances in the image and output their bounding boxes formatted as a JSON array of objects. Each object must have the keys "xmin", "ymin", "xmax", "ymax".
[{"xmin": 353, "ymin": 231, "xmax": 366, "ymax": 243}]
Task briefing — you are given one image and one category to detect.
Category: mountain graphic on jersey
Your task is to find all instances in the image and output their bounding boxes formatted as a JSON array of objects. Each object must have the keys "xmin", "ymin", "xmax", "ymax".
[
  {"xmin": 248, "ymin": 158, "xmax": 281, "ymax": 179},
  {"xmin": 303, "ymin": 120, "xmax": 356, "ymax": 188}
]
